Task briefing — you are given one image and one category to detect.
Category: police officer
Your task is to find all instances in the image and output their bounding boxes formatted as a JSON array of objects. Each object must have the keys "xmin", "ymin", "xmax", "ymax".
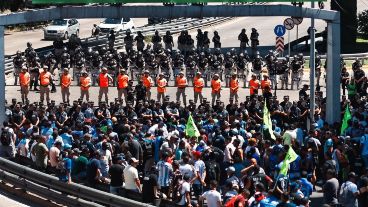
[
  {"xmin": 278, "ymin": 58, "xmax": 290, "ymax": 90},
  {"xmin": 224, "ymin": 52, "xmax": 235, "ymax": 87},
  {"xmin": 203, "ymin": 31, "xmax": 210, "ymax": 49},
  {"xmin": 60, "ymin": 68, "xmax": 72, "ymax": 104},
  {"xmin": 172, "ymin": 51, "xmax": 184, "ymax": 80},
  {"xmin": 13, "ymin": 51, "xmax": 25, "ymax": 86},
  {"xmin": 290, "ymin": 55, "xmax": 302, "ymax": 90},
  {"xmin": 212, "ymin": 31, "xmax": 221, "ymax": 49},
  {"xmin": 229, "ymin": 73, "xmax": 239, "ymax": 103},
  {"xmin": 177, "ymin": 31, "xmax": 186, "ymax": 54},
  {"xmin": 156, "ymin": 73, "xmax": 167, "ymax": 103},
  {"xmin": 252, "ymin": 52, "xmax": 263, "ymax": 80},
  {"xmin": 135, "ymin": 31, "xmax": 145, "ymax": 52},
  {"xmin": 162, "ymin": 31, "xmax": 174, "ymax": 51},
  {"xmin": 196, "ymin": 29, "xmax": 204, "ymax": 51},
  {"xmin": 265, "ymin": 50, "xmax": 277, "ymax": 88},
  {"xmin": 186, "ymin": 55, "xmax": 197, "ymax": 86},
  {"xmin": 236, "ymin": 53, "xmax": 248, "ymax": 87},
  {"xmin": 97, "ymin": 67, "xmax": 113, "ymax": 104},
  {"xmin": 39, "ymin": 65, "xmax": 52, "ymax": 104},
  {"xmin": 315, "ymin": 51, "xmax": 322, "ymax": 87},
  {"xmin": 250, "ymin": 28, "xmax": 259, "ymax": 58},
  {"xmin": 91, "ymin": 50, "xmax": 102, "ymax": 86},
  {"xmin": 124, "ymin": 30, "xmax": 134, "ymax": 54},
  {"xmin": 27, "ymin": 50, "xmax": 40, "ymax": 91},
  {"xmin": 211, "ymin": 74, "xmax": 222, "ymax": 106},
  {"xmin": 24, "ymin": 42, "xmax": 34, "ymax": 64},
  {"xmin": 152, "ymin": 30, "xmax": 162, "ymax": 52},
  {"xmin": 176, "ymin": 71, "xmax": 187, "ymax": 106},
  {"xmin": 19, "ymin": 66, "xmax": 30, "ymax": 104},
  {"xmin": 117, "ymin": 69, "xmax": 129, "ymax": 104},
  {"xmin": 194, "ymin": 72, "xmax": 204, "ymax": 104},
  {"xmin": 185, "ymin": 32, "xmax": 194, "ymax": 54},
  {"xmin": 106, "ymin": 54, "xmax": 118, "ymax": 86},
  {"xmin": 238, "ymin": 28, "xmax": 249, "ymax": 54},
  {"xmin": 341, "ymin": 67, "xmax": 350, "ymax": 96}
]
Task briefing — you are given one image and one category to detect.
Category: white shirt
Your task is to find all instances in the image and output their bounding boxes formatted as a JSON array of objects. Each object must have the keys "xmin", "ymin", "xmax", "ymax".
[
  {"xmin": 177, "ymin": 181, "xmax": 191, "ymax": 205},
  {"xmin": 17, "ymin": 138, "xmax": 30, "ymax": 157},
  {"xmin": 124, "ymin": 165, "xmax": 139, "ymax": 190},
  {"xmin": 179, "ymin": 163, "xmax": 194, "ymax": 179},
  {"xmin": 224, "ymin": 142, "xmax": 235, "ymax": 163},
  {"xmin": 193, "ymin": 160, "xmax": 206, "ymax": 185},
  {"xmin": 201, "ymin": 189, "xmax": 222, "ymax": 207},
  {"xmin": 49, "ymin": 146, "xmax": 60, "ymax": 167}
]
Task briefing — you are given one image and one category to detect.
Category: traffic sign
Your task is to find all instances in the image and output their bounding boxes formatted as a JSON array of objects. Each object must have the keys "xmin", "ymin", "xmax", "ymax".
[
  {"xmin": 275, "ymin": 37, "xmax": 284, "ymax": 52},
  {"xmin": 292, "ymin": 17, "xmax": 303, "ymax": 25},
  {"xmin": 283, "ymin": 18, "xmax": 294, "ymax": 30},
  {"xmin": 274, "ymin": 25, "xmax": 286, "ymax": 37}
]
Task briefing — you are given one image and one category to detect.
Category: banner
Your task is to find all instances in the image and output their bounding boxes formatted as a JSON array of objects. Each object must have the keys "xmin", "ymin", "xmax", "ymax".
[
  {"xmin": 33, "ymin": 0, "xmax": 323, "ymax": 4},
  {"xmin": 263, "ymin": 102, "xmax": 276, "ymax": 140},
  {"xmin": 279, "ymin": 146, "xmax": 298, "ymax": 176},
  {"xmin": 340, "ymin": 103, "xmax": 351, "ymax": 135},
  {"xmin": 185, "ymin": 114, "xmax": 200, "ymax": 138}
]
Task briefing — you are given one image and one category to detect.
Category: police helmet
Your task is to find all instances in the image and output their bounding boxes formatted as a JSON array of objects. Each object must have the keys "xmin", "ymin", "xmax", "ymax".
[{"xmin": 27, "ymin": 42, "xmax": 32, "ymax": 47}]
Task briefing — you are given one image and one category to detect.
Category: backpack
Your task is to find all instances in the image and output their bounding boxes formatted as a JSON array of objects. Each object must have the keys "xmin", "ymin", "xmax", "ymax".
[
  {"xmin": 143, "ymin": 140, "xmax": 153, "ymax": 158},
  {"xmin": 339, "ymin": 182, "xmax": 351, "ymax": 205},
  {"xmin": 205, "ymin": 161, "xmax": 218, "ymax": 183},
  {"xmin": 1, "ymin": 128, "xmax": 12, "ymax": 146},
  {"xmin": 172, "ymin": 181, "xmax": 183, "ymax": 203},
  {"xmin": 56, "ymin": 158, "xmax": 67, "ymax": 177}
]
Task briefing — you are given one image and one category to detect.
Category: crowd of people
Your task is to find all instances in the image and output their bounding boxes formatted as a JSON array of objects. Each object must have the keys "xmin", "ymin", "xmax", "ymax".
[{"xmin": 2, "ymin": 28, "xmax": 368, "ymax": 207}]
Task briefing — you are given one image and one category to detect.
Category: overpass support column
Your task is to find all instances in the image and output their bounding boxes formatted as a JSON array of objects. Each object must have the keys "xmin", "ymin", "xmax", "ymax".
[
  {"xmin": 326, "ymin": 20, "xmax": 340, "ymax": 124},
  {"xmin": 0, "ymin": 26, "xmax": 4, "ymax": 126}
]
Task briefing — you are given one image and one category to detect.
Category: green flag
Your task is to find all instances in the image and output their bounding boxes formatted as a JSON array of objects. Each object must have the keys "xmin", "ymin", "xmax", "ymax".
[
  {"xmin": 263, "ymin": 103, "xmax": 276, "ymax": 140},
  {"xmin": 185, "ymin": 114, "xmax": 200, "ymax": 138},
  {"xmin": 340, "ymin": 103, "xmax": 351, "ymax": 135},
  {"xmin": 279, "ymin": 146, "xmax": 298, "ymax": 176}
]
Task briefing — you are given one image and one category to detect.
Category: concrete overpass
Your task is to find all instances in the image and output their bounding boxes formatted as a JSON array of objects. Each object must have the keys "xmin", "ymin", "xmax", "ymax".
[{"xmin": 0, "ymin": 4, "xmax": 341, "ymax": 124}]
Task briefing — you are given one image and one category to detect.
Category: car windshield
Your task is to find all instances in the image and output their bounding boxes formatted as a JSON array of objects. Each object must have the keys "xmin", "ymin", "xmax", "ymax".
[
  {"xmin": 103, "ymin": 18, "xmax": 121, "ymax": 24},
  {"xmin": 51, "ymin": 19, "xmax": 67, "ymax": 26}
]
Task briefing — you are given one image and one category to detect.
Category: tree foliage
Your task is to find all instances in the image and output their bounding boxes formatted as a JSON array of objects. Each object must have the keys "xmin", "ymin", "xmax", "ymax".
[{"xmin": 358, "ymin": 10, "xmax": 368, "ymax": 36}]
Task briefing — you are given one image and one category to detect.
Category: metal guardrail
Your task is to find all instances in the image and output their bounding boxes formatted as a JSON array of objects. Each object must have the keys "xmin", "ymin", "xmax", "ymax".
[
  {"xmin": 0, "ymin": 157, "xmax": 154, "ymax": 207},
  {"xmin": 4, "ymin": 17, "xmax": 232, "ymax": 75}
]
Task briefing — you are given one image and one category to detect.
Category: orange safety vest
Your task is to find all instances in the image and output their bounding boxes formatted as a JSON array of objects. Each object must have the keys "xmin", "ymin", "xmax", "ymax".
[
  {"xmin": 99, "ymin": 73, "xmax": 109, "ymax": 88},
  {"xmin": 194, "ymin": 77, "xmax": 204, "ymax": 93},
  {"xmin": 230, "ymin": 78, "xmax": 239, "ymax": 93},
  {"xmin": 40, "ymin": 72, "xmax": 51, "ymax": 86},
  {"xmin": 261, "ymin": 80, "xmax": 271, "ymax": 92},
  {"xmin": 211, "ymin": 79, "xmax": 221, "ymax": 94},
  {"xmin": 176, "ymin": 76, "xmax": 187, "ymax": 88},
  {"xmin": 142, "ymin": 76, "xmax": 153, "ymax": 90},
  {"xmin": 117, "ymin": 74, "xmax": 129, "ymax": 89},
  {"xmin": 19, "ymin": 72, "xmax": 30, "ymax": 86},
  {"xmin": 249, "ymin": 79, "xmax": 260, "ymax": 95},
  {"xmin": 61, "ymin": 74, "xmax": 72, "ymax": 88},
  {"xmin": 157, "ymin": 78, "xmax": 167, "ymax": 93},
  {"xmin": 80, "ymin": 76, "xmax": 91, "ymax": 91}
]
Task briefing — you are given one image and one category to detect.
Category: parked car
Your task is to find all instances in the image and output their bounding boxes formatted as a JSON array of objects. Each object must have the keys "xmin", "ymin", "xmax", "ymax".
[
  {"xmin": 98, "ymin": 18, "xmax": 134, "ymax": 34},
  {"xmin": 43, "ymin": 19, "xmax": 80, "ymax": 40}
]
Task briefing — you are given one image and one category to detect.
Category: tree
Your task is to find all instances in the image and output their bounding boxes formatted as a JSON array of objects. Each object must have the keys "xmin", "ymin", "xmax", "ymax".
[{"xmin": 358, "ymin": 10, "xmax": 368, "ymax": 36}]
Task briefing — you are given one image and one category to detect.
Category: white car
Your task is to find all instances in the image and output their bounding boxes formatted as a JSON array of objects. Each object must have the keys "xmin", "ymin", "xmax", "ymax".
[
  {"xmin": 44, "ymin": 19, "xmax": 80, "ymax": 40},
  {"xmin": 98, "ymin": 18, "xmax": 134, "ymax": 34}
]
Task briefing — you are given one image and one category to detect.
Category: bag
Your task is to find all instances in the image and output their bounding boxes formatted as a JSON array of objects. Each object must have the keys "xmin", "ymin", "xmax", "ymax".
[
  {"xmin": 172, "ymin": 182, "xmax": 183, "ymax": 203},
  {"xmin": 339, "ymin": 182, "xmax": 350, "ymax": 205},
  {"xmin": 143, "ymin": 140, "xmax": 153, "ymax": 158},
  {"xmin": 205, "ymin": 161, "xmax": 218, "ymax": 183},
  {"xmin": 1, "ymin": 128, "xmax": 12, "ymax": 146},
  {"xmin": 56, "ymin": 158, "xmax": 67, "ymax": 177}
]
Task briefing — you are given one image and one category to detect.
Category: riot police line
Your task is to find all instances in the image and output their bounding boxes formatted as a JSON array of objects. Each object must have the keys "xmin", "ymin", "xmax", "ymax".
[{"xmin": 12, "ymin": 29, "xmax": 329, "ymax": 92}]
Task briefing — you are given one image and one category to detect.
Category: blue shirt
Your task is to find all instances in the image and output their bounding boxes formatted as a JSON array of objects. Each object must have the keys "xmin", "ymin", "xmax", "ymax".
[
  {"xmin": 259, "ymin": 195, "xmax": 279, "ymax": 207},
  {"xmin": 299, "ymin": 178, "xmax": 313, "ymax": 198},
  {"xmin": 61, "ymin": 133, "xmax": 73, "ymax": 149},
  {"xmin": 154, "ymin": 136, "xmax": 163, "ymax": 163},
  {"xmin": 59, "ymin": 158, "xmax": 72, "ymax": 182},
  {"xmin": 360, "ymin": 134, "xmax": 368, "ymax": 156}
]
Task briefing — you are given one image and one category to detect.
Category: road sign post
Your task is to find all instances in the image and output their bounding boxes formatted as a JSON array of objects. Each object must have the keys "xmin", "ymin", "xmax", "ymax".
[
  {"xmin": 310, "ymin": 1, "xmax": 316, "ymax": 125},
  {"xmin": 284, "ymin": 18, "xmax": 294, "ymax": 62},
  {"xmin": 275, "ymin": 36, "xmax": 285, "ymax": 56}
]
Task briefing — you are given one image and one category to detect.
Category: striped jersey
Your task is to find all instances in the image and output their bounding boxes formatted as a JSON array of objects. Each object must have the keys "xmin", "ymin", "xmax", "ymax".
[
  {"xmin": 193, "ymin": 159, "xmax": 206, "ymax": 185},
  {"xmin": 157, "ymin": 160, "xmax": 173, "ymax": 187}
]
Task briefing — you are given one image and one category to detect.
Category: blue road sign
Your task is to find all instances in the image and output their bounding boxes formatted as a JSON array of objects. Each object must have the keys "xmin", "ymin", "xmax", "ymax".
[{"xmin": 274, "ymin": 25, "xmax": 286, "ymax": 37}]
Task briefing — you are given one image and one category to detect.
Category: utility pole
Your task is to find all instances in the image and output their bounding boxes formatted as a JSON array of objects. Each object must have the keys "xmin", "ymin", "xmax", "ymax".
[{"xmin": 310, "ymin": 1, "xmax": 316, "ymax": 125}]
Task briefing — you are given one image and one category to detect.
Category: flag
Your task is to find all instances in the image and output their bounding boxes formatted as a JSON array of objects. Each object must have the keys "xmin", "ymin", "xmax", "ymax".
[
  {"xmin": 279, "ymin": 146, "xmax": 298, "ymax": 176},
  {"xmin": 185, "ymin": 114, "xmax": 200, "ymax": 138},
  {"xmin": 263, "ymin": 103, "xmax": 276, "ymax": 140},
  {"xmin": 340, "ymin": 103, "xmax": 351, "ymax": 135}
]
